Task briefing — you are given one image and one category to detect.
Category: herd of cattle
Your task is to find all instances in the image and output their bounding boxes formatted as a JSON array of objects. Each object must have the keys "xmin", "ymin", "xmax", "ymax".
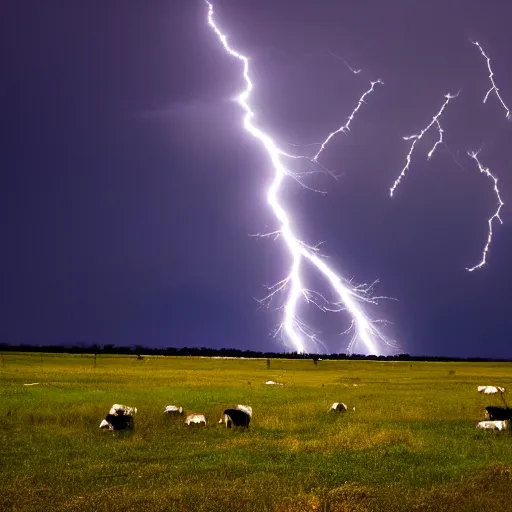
[
  {"xmin": 99, "ymin": 401, "xmax": 350, "ymax": 431},
  {"xmin": 98, "ymin": 403, "xmax": 256, "ymax": 430},
  {"xmin": 98, "ymin": 383, "xmax": 512, "ymax": 432}
]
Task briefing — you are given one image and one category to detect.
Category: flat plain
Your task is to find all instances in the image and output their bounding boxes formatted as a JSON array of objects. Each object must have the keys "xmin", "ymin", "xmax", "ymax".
[{"xmin": 1, "ymin": 352, "xmax": 512, "ymax": 511}]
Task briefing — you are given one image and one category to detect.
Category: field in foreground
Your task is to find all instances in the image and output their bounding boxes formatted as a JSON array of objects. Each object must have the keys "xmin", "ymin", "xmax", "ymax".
[{"xmin": 1, "ymin": 354, "xmax": 512, "ymax": 511}]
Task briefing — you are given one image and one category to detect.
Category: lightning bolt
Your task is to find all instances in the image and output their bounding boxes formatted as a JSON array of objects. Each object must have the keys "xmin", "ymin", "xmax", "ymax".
[
  {"xmin": 472, "ymin": 41, "xmax": 511, "ymax": 120},
  {"xmin": 466, "ymin": 150, "xmax": 504, "ymax": 272},
  {"xmin": 427, "ymin": 120, "xmax": 444, "ymax": 160},
  {"xmin": 205, "ymin": 1, "xmax": 396, "ymax": 355},
  {"xmin": 313, "ymin": 79, "xmax": 383, "ymax": 162},
  {"xmin": 327, "ymin": 48, "xmax": 362, "ymax": 75},
  {"xmin": 390, "ymin": 92, "xmax": 459, "ymax": 197},
  {"xmin": 389, "ymin": 87, "xmax": 504, "ymax": 271}
]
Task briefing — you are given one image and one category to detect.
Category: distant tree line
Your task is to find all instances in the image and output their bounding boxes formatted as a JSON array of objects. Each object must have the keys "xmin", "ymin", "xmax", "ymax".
[{"xmin": 0, "ymin": 342, "xmax": 510, "ymax": 362}]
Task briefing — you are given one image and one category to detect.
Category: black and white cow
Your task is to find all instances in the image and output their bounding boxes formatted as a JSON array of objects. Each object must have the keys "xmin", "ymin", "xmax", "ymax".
[
  {"xmin": 219, "ymin": 405, "xmax": 252, "ymax": 428},
  {"xmin": 99, "ymin": 404, "xmax": 137, "ymax": 430}
]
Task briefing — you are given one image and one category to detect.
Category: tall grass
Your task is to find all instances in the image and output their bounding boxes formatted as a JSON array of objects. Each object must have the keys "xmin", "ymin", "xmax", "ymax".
[{"xmin": 1, "ymin": 353, "xmax": 512, "ymax": 511}]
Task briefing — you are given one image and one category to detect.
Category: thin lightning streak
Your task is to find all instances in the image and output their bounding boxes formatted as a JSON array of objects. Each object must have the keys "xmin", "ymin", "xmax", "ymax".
[
  {"xmin": 206, "ymin": 1, "xmax": 395, "ymax": 355},
  {"xmin": 313, "ymin": 79, "xmax": 383, "ymax": 162},
  {"xmin": 472, "ymin": 41, "xmax": 511, "ymax": 120},
  {"xmin": 427, "ymin": 120, "xmax": 444, "ymax": 160},
  {"xmin": 327, "ymin": 48, "xmax": 362, "ymax": 74},
  {"xmin": 466, "ymin": 150, "xmax": 504, "ymax": 272},
  {"xmin": 390, "ymin": 92, "xmax": 459, "ymax": 196}
]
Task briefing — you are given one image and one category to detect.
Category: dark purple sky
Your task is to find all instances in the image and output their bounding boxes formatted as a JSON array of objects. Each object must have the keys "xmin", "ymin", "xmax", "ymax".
[{"xmin": 2, "ymin": 1, "xmax": 511, "ymax": 356}]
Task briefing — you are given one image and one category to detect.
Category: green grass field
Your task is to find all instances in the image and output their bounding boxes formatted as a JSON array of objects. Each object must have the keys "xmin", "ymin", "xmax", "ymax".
[{"xmin": 1, "ymin": 353, "xmax": 512, "ymax": 511}]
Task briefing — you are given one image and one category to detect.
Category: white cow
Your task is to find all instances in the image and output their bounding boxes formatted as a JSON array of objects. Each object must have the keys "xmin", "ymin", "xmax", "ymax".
[
  {"xmin": 164, "ymin": 405, "xmax": 183, "ymax": 415},
  {"xmin": 476, "ymin": 420, "xmax": 509, "ymax": 431},
  {"xmin": 185, "ymin": 413, "xmax": 206, "ymax": 426},
  {"xmin": 265, "ymin": 380, "xmax": 284, "ymax": 386},
  {"xmin": 477, "ymin": 386, "xmax": 505, "ymax": 394}
]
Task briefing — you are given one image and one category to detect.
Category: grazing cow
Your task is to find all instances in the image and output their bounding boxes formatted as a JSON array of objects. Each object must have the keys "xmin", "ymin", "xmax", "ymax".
[
  {"xmin": 164, "ymin": 405, "xmax": 183, "ymax": 415},
  {"xmin": 185, "ymin": 413, "xmax": 206, "ymax": 426},
  {"xmin": 478, "ymin": 386, "xmax": 505, "ymax": 394},
  {"xmin": 235, "ymin": 404, "xmax": 252, "ymax": 418},
  {"xmin": 485, "ymin": 406, "xmax": 512, "ymax": 421},
  {"xmin": 219, "ymin": 408, "xmax": 251, "ymax": 428},
  {"xmin": 99, "ymin": 404, "xmax": 137, "ymax": 431},
  {"xmin": 265, "ymin": 380, "xmax": 283, "ymax": 386},
  {"xmin": 476, "ymin": 420, "xmax": 509, "ymax": 431},
  {"xmin": 331, "ymin": 402, "xmax": 348, "ymax": 412}
]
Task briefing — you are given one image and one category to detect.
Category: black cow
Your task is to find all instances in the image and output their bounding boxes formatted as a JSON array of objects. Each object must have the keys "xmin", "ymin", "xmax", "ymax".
[
  {"xmin": 220, "ymin": 408, "xmax": 251, "ymax": 428},
  {"xmin": 485, "ymin": 406, "xmax": 512, "ymax": 421},
  {"xmin": 100, "ymin": 404, "xmax": 137, "ymax": 430}
]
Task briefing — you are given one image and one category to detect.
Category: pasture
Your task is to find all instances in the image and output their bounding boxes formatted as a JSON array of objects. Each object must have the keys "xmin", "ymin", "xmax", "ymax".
[{"xmin": 1, "ymin": 353, "xmax": 512, "ymax": 511}]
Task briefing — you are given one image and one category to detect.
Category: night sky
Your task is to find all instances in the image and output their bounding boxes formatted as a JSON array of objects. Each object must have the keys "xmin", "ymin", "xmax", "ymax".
[{"xmin": 2, "ymin": 1, "xmax": 511, "ymax": 357}]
